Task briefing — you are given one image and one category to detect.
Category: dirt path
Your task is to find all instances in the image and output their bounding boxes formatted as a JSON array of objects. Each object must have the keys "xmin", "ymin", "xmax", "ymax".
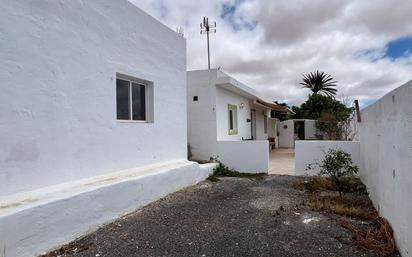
[{"xmin": 44, "ymin": 176, "xmax": 380, "ymax": 257}]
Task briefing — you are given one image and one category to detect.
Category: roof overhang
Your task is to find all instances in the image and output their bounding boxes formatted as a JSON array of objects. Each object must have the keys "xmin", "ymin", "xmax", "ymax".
[
  {"xmin": 254, "ymin": 99, "xmax": 291, "ymax": 113},
  {"xmin": 215, "ymin": 70, "xmax": 292, "ymax": 114}
]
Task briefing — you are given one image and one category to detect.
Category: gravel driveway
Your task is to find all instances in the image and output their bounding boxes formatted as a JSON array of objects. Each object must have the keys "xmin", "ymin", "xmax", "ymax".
[{"xmin": 45, "ymin": 176, "xmax": 379, "ymax": 257}]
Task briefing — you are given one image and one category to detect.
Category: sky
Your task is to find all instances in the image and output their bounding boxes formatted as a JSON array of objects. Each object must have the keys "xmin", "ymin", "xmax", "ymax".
[{"xmin": 129, "ymin": 0, "xmax": 412, "ymax": 107}]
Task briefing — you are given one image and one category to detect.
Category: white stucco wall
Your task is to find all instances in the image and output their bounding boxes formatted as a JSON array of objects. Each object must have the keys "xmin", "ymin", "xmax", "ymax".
[
  {"xmin": 0, "ymin": 0, "xmax": 186, "ymax": 196},
  {"xmin": 295, "ymin": 141, "xmax": 360, "ymax": 176},
  {"xmin": 268, "ymin": 118, "xmax": 278, "ymax": 138},
  {"xmin": 216, "ymin": 86, "xmax": 252, "ymax": 141},
  {"xmin": 254, "ymin": 107, "xmax": 270, "ymax": 140},
  {"xmin": 187, "ymin": 70, "xmax": 270, "ymax": 160},
  {"xmin": 278, "ymin": 120, "xmax": 295, "ymax": 148},
  {"xmin": 358, "ymin": 81, "xmax": 412, "ymax": 257},
  {"xmin": 217, "ymin": 140, "xmax": 269, "ymax": 173},
  {"xmin": 187, "ymin": 70, "xmax": 218, "ymax": 160}
]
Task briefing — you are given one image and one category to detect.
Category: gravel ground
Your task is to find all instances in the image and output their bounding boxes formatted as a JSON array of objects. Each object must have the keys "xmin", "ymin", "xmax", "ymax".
[{"xmin": 45, "ymin": 175, "xmax": 381, "ymax": 257}]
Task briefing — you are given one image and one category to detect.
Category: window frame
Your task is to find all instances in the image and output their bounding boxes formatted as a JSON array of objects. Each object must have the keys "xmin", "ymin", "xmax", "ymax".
[
  {"xmin": 227, "ymin": 104, "xmax": 238, "ymax": 135},
  {"xmin": 116, "ymin": 77, "xmax": 149, "ymax": 123}
]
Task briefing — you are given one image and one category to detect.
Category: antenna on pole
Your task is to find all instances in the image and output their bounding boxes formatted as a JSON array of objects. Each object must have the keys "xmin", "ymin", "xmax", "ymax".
[{"xmin": 200, "ymin": 17, "xmax": 216, "ymax": 70}]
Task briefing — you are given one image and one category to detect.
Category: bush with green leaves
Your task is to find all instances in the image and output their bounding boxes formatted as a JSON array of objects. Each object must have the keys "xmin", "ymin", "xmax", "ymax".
[
  {"xmin": 307, "ymin": 149, "xmax": 359, "ymax": 198},
  {"xmin": 207, "ymin": 162, "xmax": 266, "ymax": 182}
]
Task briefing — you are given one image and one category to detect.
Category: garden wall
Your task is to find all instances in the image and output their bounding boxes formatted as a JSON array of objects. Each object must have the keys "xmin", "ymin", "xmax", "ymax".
[
  {"xmin": 359, "ymin": 80, "xmax": 412, "ymax": 257},
  {"xmin": 295, "ymin": 140, "xmax": 360, "ymax": 176},
  {"xmin": 217, "ymin": 140, "xmax": 269, "ymax": 173}
]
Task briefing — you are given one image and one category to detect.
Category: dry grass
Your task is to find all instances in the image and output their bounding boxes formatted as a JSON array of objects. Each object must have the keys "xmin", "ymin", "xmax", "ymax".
[
  {"xmin": 293, "ymin": 176, "xmax": 397, "ymax": 256},
  {"xmin": 293, "ymin": 176, "xmax": 368, "ymax": 195},
  {"xmin": 292, "ymin": 176, "xmax": 336, "ymax": 193},
  {"xmin": 339, "ymin": 217, "xmax": 396, "ymax": 257},
  {"xmin": 308, "ymin": 195, "xmax": 378, "ymax": 221}
]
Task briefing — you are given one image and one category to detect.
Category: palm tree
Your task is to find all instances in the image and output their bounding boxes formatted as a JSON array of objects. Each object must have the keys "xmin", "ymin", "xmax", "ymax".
[{"xmin": 300, "ymin": 70, "xmax": 338, "ymax": 97}]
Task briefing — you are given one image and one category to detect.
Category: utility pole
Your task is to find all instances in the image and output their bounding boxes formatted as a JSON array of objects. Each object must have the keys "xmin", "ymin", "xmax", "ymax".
[{"xmin": 200, "ymin": 17, "xmax": 216, "ymax": 70}]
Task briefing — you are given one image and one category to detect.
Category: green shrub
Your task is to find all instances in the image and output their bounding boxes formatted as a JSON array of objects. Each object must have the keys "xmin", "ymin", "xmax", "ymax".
[
  {"xmin": 207, "ymin": 163, "xmax": 266, "ymax": 182},
  {"xmin": 307, "ymin": 149, "xmax": 359, "ymax": 198}
]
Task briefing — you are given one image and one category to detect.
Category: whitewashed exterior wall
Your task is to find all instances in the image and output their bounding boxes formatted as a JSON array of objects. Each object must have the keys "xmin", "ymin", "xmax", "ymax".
[
  {"xmin": 0, "ymin": 0, "xmax": 187, "ymax": 196},
  {"xmin": 278, "ymin": 120, "xmax": 294, "ymax": 148},
  {"xmin": 268, "ymin": 118, "xmax": 278, "ymax": 138},
  {"xmin": 217, "ymin": 140, "xmax": 269, "ymax": 173},
  {"xmin": 187, "ymin": 69, "xmax": 270, "ymax": 163},
  {"xmin": 187, "ymin": 70, "xmax": 218, "ymax": 160},
  {"xmin": 216, "ymin": 86, "xmax": 252, "ymax": 141},
  {"xmin": 0, "ymin": 2, "xmax": 200, "ymax": 256},
  {"xmin": 359, "ymin": 81, "xmax": 412, "ymax": 257},
  {"xmin": 255, "ymin": 108, "xmax": 270, "ymax": 140},
  {"xmin": 295, "ymin": 141, "xmax": 360, "ymax": 176}
]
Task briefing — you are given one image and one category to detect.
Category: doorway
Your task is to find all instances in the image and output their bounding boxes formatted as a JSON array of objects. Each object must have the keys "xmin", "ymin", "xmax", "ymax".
[{"xmin": 251, "ymin": 109, "xmax": 256, "ymax": 140}]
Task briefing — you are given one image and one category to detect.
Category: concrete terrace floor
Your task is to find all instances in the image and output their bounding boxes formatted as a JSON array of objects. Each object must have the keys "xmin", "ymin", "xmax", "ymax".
[
  {"xmin": 269, "ymin": 148, "xmax": 295, "ymax": 175},
  {"xmin": 44, "ymin": 176, "xmax": 382, "ymax": 257}
]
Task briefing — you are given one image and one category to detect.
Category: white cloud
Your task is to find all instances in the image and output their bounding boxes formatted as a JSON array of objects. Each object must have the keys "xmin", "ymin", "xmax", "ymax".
[{"xmin": 129, "ymin": 0, "xmax": 412, "ymax": 106}]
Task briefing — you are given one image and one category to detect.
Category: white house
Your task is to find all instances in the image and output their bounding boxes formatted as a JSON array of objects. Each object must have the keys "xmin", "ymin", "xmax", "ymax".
[
  {"xmin": 0, "ymin": 1, "xmax": 214, "ymax": 257},
  {"xmin": 278, "ymin": 119, "xmax": 318, "ymax": 148},
  {"xmin": 187, "ymin": 69, "xmax": 288, "ymax": 173}
]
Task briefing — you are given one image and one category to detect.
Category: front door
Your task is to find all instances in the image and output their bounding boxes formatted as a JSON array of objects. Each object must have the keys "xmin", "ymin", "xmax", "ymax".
[{"xmin": 251, "ymin": 109, "xmax": 256, "ymax": 140}]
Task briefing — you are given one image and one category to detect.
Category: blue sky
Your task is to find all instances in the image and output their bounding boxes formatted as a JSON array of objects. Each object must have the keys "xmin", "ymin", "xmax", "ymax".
[
  {"xmin": 385, "ymin": 36, "xmax": 412, "ymax": 59},
  {"xmin": 131, "ymin": 0, "xmax": 412, "ymax": 106}
]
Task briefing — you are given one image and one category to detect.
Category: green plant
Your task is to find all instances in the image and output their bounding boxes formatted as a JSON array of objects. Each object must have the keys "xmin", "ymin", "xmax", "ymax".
[
  {"xmin": 300, "ymin": 70, "xmax": 338, "ymax": 97},
  {"xmin": 307, "ymin": 149, "xmax": 359, "ymax": 198},
  {"xmin": 290, "ymin": 94, "xmax": 353, "ymax": 121},
  {"xmin": 207, "ymin": 163, "xmax": 266, "ymax": 182}
]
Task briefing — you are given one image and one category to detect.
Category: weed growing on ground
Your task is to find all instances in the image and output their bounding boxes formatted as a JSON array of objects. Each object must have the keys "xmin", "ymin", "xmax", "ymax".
[
  {"xmin": 207, "ymin": 163, "xmax": 266, "ymax": 182},
  {"xmin": 293, "ymin": 175, "xmax": 396, "ymax": 256},
  {"xmin": 293, "ymin": 176, "xmax": 368, "ymax": 196},
  {"xmin": 308, "ymin": 195, "xmax": 377, "ymax": 220},
  {"xmin": 292, "ymin": 176, "xmax": 335, "ymax": 193}
]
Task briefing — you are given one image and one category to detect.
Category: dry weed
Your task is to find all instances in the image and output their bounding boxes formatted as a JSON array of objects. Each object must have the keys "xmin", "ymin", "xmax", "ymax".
[
  {"xmin": 292, "ymin": 176, "xmax": 335, "ymax": 193},
  {"xmin": 308, "ymin": 195, "xmax": 377, "ymax": 221},
  {"xmin": 339, "ymin": 217, "xmax": 396, "ymax": 257}
]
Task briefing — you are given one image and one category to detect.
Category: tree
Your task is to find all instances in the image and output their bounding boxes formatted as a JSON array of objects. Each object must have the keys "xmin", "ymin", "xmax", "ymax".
[
  {"xmin": 306, "ymin": 149, "xmax": 359, "ymax": 199},
  {"xmin": 291, "ymin": 94, "xmax": 354, "ymax": 140},
  {"xmin": 317, "ymin": 111, "xmax": 342, "ymax": 140},
  {"xmin": 301, "ymin": 70, "xmax": 337, "ymax": 97},
  {"xmin": 291, "ymin": 94, "xmax": 353, "ymax": 121}
]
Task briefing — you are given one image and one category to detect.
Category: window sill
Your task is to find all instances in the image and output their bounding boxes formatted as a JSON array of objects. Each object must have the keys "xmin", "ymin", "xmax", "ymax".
[{"xmin": 117, "ymin": 120, "xmax": 150, "ymax": 123}]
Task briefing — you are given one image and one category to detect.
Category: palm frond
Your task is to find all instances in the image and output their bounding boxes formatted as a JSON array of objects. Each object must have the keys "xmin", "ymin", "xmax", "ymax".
[{"xmin": 300, "ymin": 70, "xmax": 338, "ymax": 96}]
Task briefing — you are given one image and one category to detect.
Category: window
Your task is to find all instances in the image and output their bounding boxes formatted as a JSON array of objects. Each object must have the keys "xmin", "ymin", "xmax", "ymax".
[
  {"xmin": 193, "ymin": 96, "xmax": 198, "ymax": 101},
  {"xmin": 116, "ymin": 76, "xmax": 150, "ymax": 121},
  {"xmin": 228, "ymin": 104, "xmax": 238, "ymax": 135},
  {"xmin": 264, "ymin": 115, "xmax": 268, "ymax": 134}
]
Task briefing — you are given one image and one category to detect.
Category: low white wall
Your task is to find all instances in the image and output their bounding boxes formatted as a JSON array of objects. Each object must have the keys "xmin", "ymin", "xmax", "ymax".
[
  {"xmin": 295, "ymin": 141, "xmax": 360, "ymax": 176},
  {"xmin": 216, "ymin": 140, "xmax": 269, "ymax": 173},
  {"xmin": 359, "ymin": 81, "xmax": 412, "ymax": 257},
  {"xmin": 0, "ymin": 161, "xmax": 213, "ymax": 257}
]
